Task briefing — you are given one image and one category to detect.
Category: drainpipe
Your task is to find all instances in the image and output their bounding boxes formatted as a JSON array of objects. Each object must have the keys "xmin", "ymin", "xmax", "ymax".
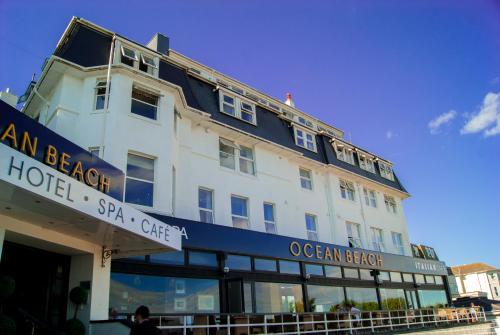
[
  {"xmin": 32, "ymin": 86, "xmax": 51, "ymax": 125},
  {"xmin": 323, "ymin": 169, "xmax": 337, "ymax": 244},
  {"xmin": 356, "ymin": 183, "xmax": 370, "ymax": 250},
  {"xmin": 101, "ymin": 35, "xmax": 116, "ymax": 159}
]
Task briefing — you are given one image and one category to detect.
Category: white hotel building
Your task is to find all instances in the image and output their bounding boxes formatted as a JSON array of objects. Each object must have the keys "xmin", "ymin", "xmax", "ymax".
[{"xmin": 0, "ymin": 17, "xmax": 452, "ymax": 333}]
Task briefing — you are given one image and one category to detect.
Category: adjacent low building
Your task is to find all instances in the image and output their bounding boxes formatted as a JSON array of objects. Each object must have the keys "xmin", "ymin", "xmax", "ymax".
[
  {"xmin": 451, "ymin": 263, "xmax": 500, "ymax": 301},
  {"xmin": 1, "ymin": 16, "xmax": 454, "ymax": 333}
]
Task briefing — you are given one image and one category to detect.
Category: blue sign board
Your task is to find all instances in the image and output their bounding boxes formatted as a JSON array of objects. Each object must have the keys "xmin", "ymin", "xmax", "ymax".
[{"xmin": 0, "ymin": 100, "xmax": 125, "ymax": 200}]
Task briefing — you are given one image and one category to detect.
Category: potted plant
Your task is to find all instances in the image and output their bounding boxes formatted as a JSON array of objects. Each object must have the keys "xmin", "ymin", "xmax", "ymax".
[
  {"xmin": 0, "ymin": 275, "xmax": 16, "ymax": 335},
  {"xmin": 64, "ymin": 286, "xmax": 88, "ymax": 335}
]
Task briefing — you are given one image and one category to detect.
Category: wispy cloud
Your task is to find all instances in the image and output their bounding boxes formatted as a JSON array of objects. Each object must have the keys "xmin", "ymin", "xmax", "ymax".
[
  {"xmin": 461, "ymin": 92, "xmax": 500, "ymax": 137},
  {"xmin": 386, "ymin": 130, "xmax": 394, "ymax": 140},
  {"xmin": 428, "ymin": 110, "xmax": 457, "ymax": 134},
  {"xmin": 491, "ymin": 77, "xmax": 500, "ymax": 85}
]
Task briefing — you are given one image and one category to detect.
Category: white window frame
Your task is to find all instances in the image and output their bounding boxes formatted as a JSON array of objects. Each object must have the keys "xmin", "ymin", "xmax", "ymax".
[
  {"xmin": 299, "ymin": 167, "xmax": 313, "ymax": 190},
  {"xmin": 218, "ymin": 91, "xmax": 257, "ymax": 125},
  {"xmin": 231, "ymin": 195, "xmax": 250, "ymax": 229},
  {"xmin": 334, "ymin": 142, "xmax": 355, "ymax": 165},
  {"xmin": 293, "ymin": 126, "xmax": 317, "ymax": 152},
  {"xmin": 346, "ymin": 222, "xmax": 362, "ymax": 248},
  {"xmin": 363, "ymin": 188, "xmax": 377, "ymax": 208},
  {"xmin": 391, "ymin": 232, "xmax": 404, "ymax": 255},
  {"xmin": 141, "ymin": 53, "xmax": 158, "ymax": 69},
  {"xmin": 94, "ymin": 80, "xmax": 109, "ymax": 111},
  {"xmin": 378, "ymin": 161, "xmax": 395, "ymax": 181},
  {"xmin": 263, "ymin": 202, "xmax": 277, "ymax": 234},
  {"xmin": 131, "ymin": 85, "xmax": 160, "ymax": 120},
  {"xmin": 340, "ymin": 179, "xmax": 355, "ymax": 201},
  {"xmin": 121, "ymin": 45, "xmax": 139, "ymax": 63},
  {"xmin": 124, "ymin": 152, "xmax": 155, "ymax": 208},
  {"xmin": 219, "ymin": 138, "xmax": 256, "ymax": 175},
  {"xmin": 198, "ymin": 187, "xmax": 214, "ymax": 224},
  {"xmin": 88, "ymin": 146, "xmax": 101, "ymax": 158},
  {"xmin": 358, "ymin": 154, "xmax": 376, "ymax": 173},
  {"xmin": 370, "ymin": 227, "xmax": 385, "ymax": 252},
  {"xmin": 305, "ymin": 213, "xmax": 318, "ymax": 241},
  {"xmin": 384, "ymin": 195, "xmax": 397, "ymax": 214}
]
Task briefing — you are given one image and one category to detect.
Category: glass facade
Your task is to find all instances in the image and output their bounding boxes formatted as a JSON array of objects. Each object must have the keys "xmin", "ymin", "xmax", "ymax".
[
  {"xmin": 307, "ymin": 285, "xmax": 345, "ymax": 312},
  {"xmin": 418, "ymin": 290, "xmax": 448, "ymax": 308},
  {"xmin": 279, "ymin": 260, "xmax": 301, "ymax": 275},
  {"xmin": 345, "ymin": 287, "xmax": 379, "ymax": 311},
  {"xmin": 254, "ymin": 282, "xmax": 304, "ymax": 313},
  {"xmin": 150, "ymin": 251, "xmax": 185, "ymax": 265},
  {"xmin": 325, "ymin": 266, "xmax": 342, "ymax": 278},
  {"xmin": 379, "ymin": 288, "xmax": 407, "ymax": 310},
  {"xmin": 188, "ymin": 251, "xmax": 218, "ymax": 267},
  {"xmin": 305, "ymin": 263, "xmax": 324, "ymax": 276},
  {"xmin": 254, "ymin": 258, "xmax": 277, "ymax": 272},
  {"xmin": 226, "ymin": 254, "xmax": 251, "ymax": 271},
  {"xmin": 110, "ymin": 273, "xmax": 220, "ymax": 314}
]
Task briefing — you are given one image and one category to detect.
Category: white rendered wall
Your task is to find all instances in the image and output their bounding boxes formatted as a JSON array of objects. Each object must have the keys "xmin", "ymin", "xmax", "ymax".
[{"xmin": 35, "ymin": 69, "xmax": 412, "ymax": 256}]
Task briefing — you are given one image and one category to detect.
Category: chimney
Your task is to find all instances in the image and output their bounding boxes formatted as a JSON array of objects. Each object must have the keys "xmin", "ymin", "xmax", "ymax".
[
  {"xmin": 284, "ymin": 92, "xmax": 295, "ymax": 107},
  {"xmin": 0, "ymin": 88, "xmax": 18, "ymax": 108},
  {"xmin": 147, "ymin": 33, "xmax": 170, "ymax": 56}
]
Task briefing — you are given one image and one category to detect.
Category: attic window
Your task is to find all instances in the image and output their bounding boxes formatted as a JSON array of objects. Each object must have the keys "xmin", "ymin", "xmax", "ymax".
[
  {"xmin": 294, "ymin": 127, "xmax": 317, "ymax": 152},
  {"xmin": 334, "ymin": 143, "xmax": 354, "ymax": 165},
  {"xmin": 379, "ymin": 161, "xmax": 394, "ymax": 181},
  {"xmin": 358, "ymin": 154, "xmax": 375, "ymax": 173},
  {"xmin": 139, "ymin": 54, "xmax": 157, "ymax": 74},
  {"xmin": 121, "ymin": 46, "xmax": 138, "ymax": 67},
  {"xmin": 218, "ymin": 91, "xmax": 256, "ymax": 125}
]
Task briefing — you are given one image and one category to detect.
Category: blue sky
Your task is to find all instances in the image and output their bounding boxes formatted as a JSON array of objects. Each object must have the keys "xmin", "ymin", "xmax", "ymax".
[{"xmin": 1, "ymin": 0, "xmax": 499, "ymax": 267}]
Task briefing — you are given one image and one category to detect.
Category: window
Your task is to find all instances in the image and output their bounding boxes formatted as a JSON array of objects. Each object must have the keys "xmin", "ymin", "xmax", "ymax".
[
  {"xmin": 150, "ymin": 251, "xmax": 185, "ymax": 265},
  {"xmin": 294, "ymin": 127, "xmax": 317, "ymax": 152},
  {"xmin": 225, "ymin": 255, "xmax": 251, "ymax": 271},
  {"xmin": 110, "ymin": 273, "xmax": 220, "ymax": 313},
  {"xmin": 363, "ymin": 188, "xmax": 377, "ymax": 208},
  {"xmin": 346, "ymin": 222, "xmax": 362, "ymax": 248},
  {"xmin": 131, "ymin": 87, "xmax": 159, "ymax": 120},
  {"xmin": 380, "ymin": 288, "xmax": 407, "ymax": 310},
  {"xmin": 125, "ymin": 153, "xmax": 154, "ymax": 206},
  {"xmin": 231, "ymin": 195, "xmax": 249, "ymax": 229},
  {"xmin": 94, "ymin": 80, "xmax": 108, "ymax": 110},
  {"xmin": 307, "ymin": 285, "xmax": 345, "ymax": 312},
  {"xmin": 385, "ymin": 195, "xmax": 397, "ymax": 214},
  {"xmin": 390, "ymin": 272, "xmax": 402, "ymax": 282},
  {"xmin": 121, "ymin": 45, "xmax": 138, "ymax": 67},
  {"xmin": 379, "ymin": 161, "xmax": 395, "ymax": 181},
  {"xmin": 88, "ymin": 146, "xmax": 100, "ymax": 157},
  {"xmin": 188, "ymin": 251, "xmax": 218, "ymax": 267},
  {"xmin": 299, "ymin": 168, "xmax": 313, "ymax": 190},
  {"xmin": 254, "ymin": 258, "xmax": 277, "ymax": 272},
  {"xmin": 325, "ymin": 266, "xmax": 342, "ymax": 278},
  {"xmin": 305, "ymin": 264, "xmax": 324, "ymax": 276},
  {"xmin": 334, "ymin": 143, "xmax": 355, "ymax": 165},
  {"xmin": 263, "ymin": 202, "xmax": 277, "ymax": 234},
  {"xmin": 139, "ymin": 53, "xmax": 157, "ymax": 75},
  {"xmin": 279, "ymin": 260, "xmax": 301, "ymax": 275},
  {"xmin": 198, "ymin": 188, "xmax": 214, "ymax": 223},
  {"xmin": 219, "ymin": 138, "xmax": 255, "ymax": 175},
  {"xmin": 340, "ymin": 179, "xmax": 355, "ymax": 201},
  {"xmin": 403, "ymin": 273, "xmax": 414, "ymax": 283},
  {"xmin": 254, "ymin": 282, "xmax": 303, "ymax": 313},
  {"xmin": 391, "ymin": 232, "xmax": 404, "ymax": 255},
  {"xmin": 239, "ymin": 145, "xmax": 255, "ymax": 175},
  {"xmin": 219, "ymin": 92, "xmax": 256, "ymax": 124},
  {"xmin": 378, "ymin": 271, "xmax": 390, "ymax": 281},
  {"xmin": 417, "ymin": 290, "xmax": 448, "ymax": 308},
  {"xmin": 305, "ymin": 214, "xmax": 318, "ymax": 241},
  {"xmin": 415, "ymin": 274, "xmax": 426, "ymax": 284},
  {"xmin": 425, "ymin": 275, "xmax": 435, "ymax": 284},
  {"xmin": 435, "ymin": 276, "xmax": 444, "ymax": 285},
  {"xmin": 370, "ymin": 227, "xmax": 385, "ymax": 252},
  {"xmin": 345, "ymin": 287, "xmax": 379, "ymax": 311},
  {"xmin": 344, "ymin": 268, "xmax": 359, "ymax": 279},
  {"xmin": 359, "ymin": 154, "xmax": 375, "ymax": 173},
  {"xmin": 360, "ymin": 269, "xmax": 373, "ymax": 281}
]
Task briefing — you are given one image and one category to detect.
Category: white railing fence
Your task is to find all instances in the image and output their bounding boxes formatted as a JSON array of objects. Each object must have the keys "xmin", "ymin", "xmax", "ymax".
[{"xmin": 135, "ymin": 307, "xmax": 487, "ymax": 335}]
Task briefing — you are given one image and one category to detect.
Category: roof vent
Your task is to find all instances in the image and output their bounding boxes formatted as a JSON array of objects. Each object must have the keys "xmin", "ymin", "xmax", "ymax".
[
  {"xmin": 147, "ymin": 33, "xmax": 170, "ymax": 55},
  {"xmin": 284, "ymin": 92, "xmax": 295, "ymax": 107}
]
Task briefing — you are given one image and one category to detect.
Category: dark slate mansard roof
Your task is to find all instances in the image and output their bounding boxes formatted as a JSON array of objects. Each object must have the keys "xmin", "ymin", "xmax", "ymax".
[{"xmin": 54, "ymin": 22, "xmax": 408, "ymax": 194}]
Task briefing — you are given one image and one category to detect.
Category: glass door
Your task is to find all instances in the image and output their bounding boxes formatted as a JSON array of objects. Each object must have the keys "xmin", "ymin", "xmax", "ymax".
[{"xmin": 405, "ymin": 290, "xmax": 418, "ymax": 309}]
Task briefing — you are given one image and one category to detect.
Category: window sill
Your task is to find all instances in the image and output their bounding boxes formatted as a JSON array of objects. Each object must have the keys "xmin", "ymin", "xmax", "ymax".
[
  {"xmin": 219, "ymin": 166, "xmax": 258, "ymax": 179},
  {"xmin": 220, "ymin": 110, "xmax": 257, "ymax": 127},
  {"xmin": 295, "ymin": 144, "xmax": 318, "ymax": 153},
  {"xmin": 128, "ymin": 112, "xmax": 162, "ymax": 125}
]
